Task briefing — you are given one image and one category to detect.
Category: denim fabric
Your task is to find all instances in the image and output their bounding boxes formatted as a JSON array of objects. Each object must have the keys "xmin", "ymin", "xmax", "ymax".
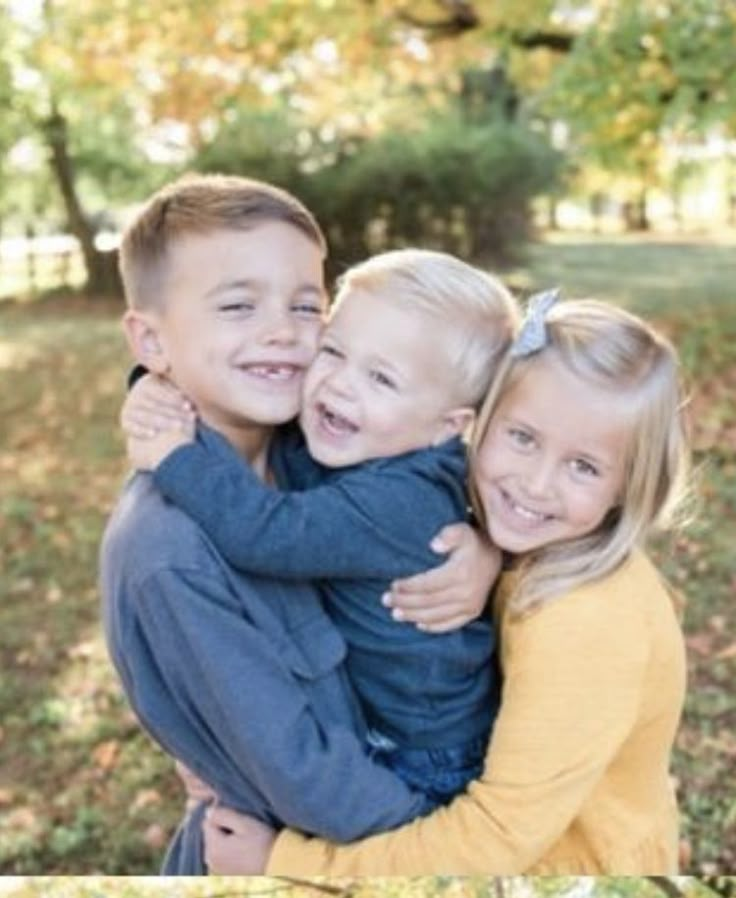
[
  {"xmin": 155, "ymin": 424, "xmax": 500, "ymax": 751},
  {"xmin": 101, "ymin": 428, "xmax": 428, "ymax": 873},
  {"xmin": 368, "ymin": 730, "xmax": 487, "ymax": 807}
]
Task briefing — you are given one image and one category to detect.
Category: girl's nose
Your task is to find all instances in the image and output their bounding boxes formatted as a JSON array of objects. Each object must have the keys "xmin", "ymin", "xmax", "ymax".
[{"xmin": 524, "ymin": 456, "xmax": 557, "ymax": 499}]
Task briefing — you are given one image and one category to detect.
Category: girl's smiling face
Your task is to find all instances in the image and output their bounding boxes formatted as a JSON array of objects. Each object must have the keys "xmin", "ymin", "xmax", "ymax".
[{"xmin": 475, "ymin": 355, "xmax": 632, "ymax": 554}]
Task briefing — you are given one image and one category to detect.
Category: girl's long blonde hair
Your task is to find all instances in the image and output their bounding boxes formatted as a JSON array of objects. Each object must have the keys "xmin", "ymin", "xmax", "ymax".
[{"xmin": 470, "ymin": 299, "xmax": 691, "ymax": 616}]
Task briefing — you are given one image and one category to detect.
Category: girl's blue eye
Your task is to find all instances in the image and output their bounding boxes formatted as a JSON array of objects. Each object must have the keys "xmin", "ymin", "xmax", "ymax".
[
  {"xmin": 571, "ymin": 458, "xmax": 599, "ymax": 477},
  {"xmin": 509, "ymin": 427, "xmax": 533, "ymax": 447}
]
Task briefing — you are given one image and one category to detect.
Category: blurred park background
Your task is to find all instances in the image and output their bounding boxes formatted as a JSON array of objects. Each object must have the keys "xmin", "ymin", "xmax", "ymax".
[{"xmin": 0, "ymin": 0, "xmax": 734, "ymax": 875}]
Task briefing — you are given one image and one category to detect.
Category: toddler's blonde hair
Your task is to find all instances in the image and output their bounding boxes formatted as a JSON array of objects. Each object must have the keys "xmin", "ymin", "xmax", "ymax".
[{"xmin": 334, "ymin": 249, "xmax": 519, "ymax": 408}]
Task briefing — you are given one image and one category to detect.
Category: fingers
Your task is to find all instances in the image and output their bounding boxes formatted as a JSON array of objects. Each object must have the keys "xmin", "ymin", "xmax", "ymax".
[
  {"xmin": 138, "ymin": 373, "xmax": 193, "ymax": 409},
  {"xmin": 389, "ymin": 596, "xmax": 468, "ymax": 623},
  {"xmin": 121, "ymin": 373, "xmax": 196, "ymax": 439},
  {"xmin": 417, "ymin": 613, "xmax": 477, "ymax": 634},
  {"xmin": 387, "ymin": 567, "xmax": 455, "ymax": 600},
  {"xmin": 387, "ymin": 596, "xmax": 476, "ymax": 632},
  {"xmin": 429, "ymin": 522, "xmax": 470, "ymax": 553},
  {"xmin": 121, "ymin": 402, "xmax": 195, "ymax": 439}
]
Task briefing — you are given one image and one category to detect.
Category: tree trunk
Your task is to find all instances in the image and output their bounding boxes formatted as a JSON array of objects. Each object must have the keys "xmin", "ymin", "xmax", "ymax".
[
  {"xmin": 42, "ymin": 104, "xmax": 121, "ymax": 297},
  {"xmin": 635, "ymin": 185, "xmax": 650, "ymax": 230},
  {"xmin": 646, "ymin": 877, "xmax": 685, "ymax": 898}
]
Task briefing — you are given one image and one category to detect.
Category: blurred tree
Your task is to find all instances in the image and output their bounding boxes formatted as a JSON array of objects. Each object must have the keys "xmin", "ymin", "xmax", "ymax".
[
  {"xmin": 540, "ymin": 0, "xmax": 736, "ymax": 228},
  {"xmin": 3, "ymin": 0, "xmax": 736, "ymax": 292}
]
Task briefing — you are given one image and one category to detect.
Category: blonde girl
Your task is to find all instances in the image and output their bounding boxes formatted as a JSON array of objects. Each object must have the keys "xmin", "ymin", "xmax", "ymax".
[{"xmin": 202, "ymin": 293, "xmax": 692, "ymax": 874}]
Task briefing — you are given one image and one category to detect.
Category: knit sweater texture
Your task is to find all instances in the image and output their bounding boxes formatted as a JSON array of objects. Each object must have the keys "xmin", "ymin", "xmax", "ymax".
[{"xmin": 268, "ymin": 550, "xmax": 686, "ymax": 874}]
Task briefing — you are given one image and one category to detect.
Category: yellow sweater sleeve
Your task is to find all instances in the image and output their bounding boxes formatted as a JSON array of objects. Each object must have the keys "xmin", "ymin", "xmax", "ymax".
[{"xmin": 268, "ymin": 574, "xmax": 650, "ymax": 874}]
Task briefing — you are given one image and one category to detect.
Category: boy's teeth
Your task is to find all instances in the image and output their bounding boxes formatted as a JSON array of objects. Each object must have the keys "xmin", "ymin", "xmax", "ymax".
[{"xmin": 250, "ymin": 364, "xmax": 296, "ymax": 380}]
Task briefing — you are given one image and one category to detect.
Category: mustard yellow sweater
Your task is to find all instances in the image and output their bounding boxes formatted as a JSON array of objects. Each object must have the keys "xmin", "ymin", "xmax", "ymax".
[{"xmin": 268, "ymin": 551, "xmax": 686, "ymax": 874}]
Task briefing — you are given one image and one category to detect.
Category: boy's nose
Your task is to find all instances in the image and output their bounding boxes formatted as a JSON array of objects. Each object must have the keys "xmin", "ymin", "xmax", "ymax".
[{"xmin": 263, "ymin": 310, "xmax": 298, "ymax": 345}]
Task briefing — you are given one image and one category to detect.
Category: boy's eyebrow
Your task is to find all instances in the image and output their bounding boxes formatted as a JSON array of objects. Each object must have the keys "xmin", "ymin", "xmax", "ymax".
[
  {"xmin": 204, "ymin": 279, "xmax": 259, "ymax": 298},
  {"xmin": 204, "ymin": 280, "xmax": 325, "ymax": 299}
]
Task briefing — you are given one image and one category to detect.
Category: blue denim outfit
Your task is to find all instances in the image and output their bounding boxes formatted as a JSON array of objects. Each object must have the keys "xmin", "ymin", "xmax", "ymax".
[
  {"xmin": 154, "ymin": 423, "xmax": 501, "ymax": 800},
  {"xmin": 100, "ymin": 427, "xmax": 428, "ymax": 873},
  {"xmin": 367, "ymin": 729, "xmax": 488, "ymax": 807}
]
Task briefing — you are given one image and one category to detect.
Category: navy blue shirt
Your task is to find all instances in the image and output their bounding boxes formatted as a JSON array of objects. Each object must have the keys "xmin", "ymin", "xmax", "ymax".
[
  {"xmin": 100, "ymin": 427, "xmax": 428, "ymax": 872},
  {"xmin": 154, "ymin": 424, "xmax": 498, "ymax": 750}
]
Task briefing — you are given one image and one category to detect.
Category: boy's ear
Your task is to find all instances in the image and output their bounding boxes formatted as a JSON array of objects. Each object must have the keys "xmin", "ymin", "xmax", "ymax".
[
  {"xmin": 121, "ymin": 309, "xmax": 170, "ymax": 375},
  {"xmin": 433, "ymin": 407, "xmax": 476, "ymax": 445}
]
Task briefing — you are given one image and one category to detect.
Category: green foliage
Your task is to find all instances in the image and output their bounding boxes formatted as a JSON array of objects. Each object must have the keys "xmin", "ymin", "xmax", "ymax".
[
  {"xmin": 194, "ymin": 105, "xmax": 317, "ymax": 200},
  {"xmin": 544, "ymin": 0, "xmax": 736, "ymax": 178},
  {"xmin": 313, "ymin": 111, "xmax": 561, "ymax": 268},
  {"xmin": 195, "ymin": 105, "xmax": 560, "ymax": 272}
]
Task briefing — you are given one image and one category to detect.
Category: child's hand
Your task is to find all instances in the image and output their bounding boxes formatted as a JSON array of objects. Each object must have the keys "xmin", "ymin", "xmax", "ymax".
[
  {"xmin": 120, "ymin": 373, "xmax": 196, "ymax": 470},
  {"xmin": 126, "ymin": 425, "xmax": 193, "ymax": 471},
  {"xmin": 204, "ymin": 805, "xmax": 276, "ymax": 874},
  {"xmin": 120, "ymin": 373, "xmax": 195, "ymax": 440},
  {"xmin": 384, "ymin": 523, "xmax": 502, "ymax": 633}
]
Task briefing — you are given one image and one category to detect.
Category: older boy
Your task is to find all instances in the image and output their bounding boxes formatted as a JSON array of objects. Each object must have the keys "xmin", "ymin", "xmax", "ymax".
[
  {"xmin": 101, "ymin": 175, "xmax": 440, "ymax": 873},
  {"xmin": 123, "ymin": 247, "xmax": 518, "ymax": 805}
]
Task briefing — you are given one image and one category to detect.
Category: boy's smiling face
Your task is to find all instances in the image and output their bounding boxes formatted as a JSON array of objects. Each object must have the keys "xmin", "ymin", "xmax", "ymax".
[
  {"xmin": 300, "ymin": 288, "xmax": 473, "ymax": 468},
  {"xmin": 132, "ymin": 222, "xmax": 326, "ymax": 445}
]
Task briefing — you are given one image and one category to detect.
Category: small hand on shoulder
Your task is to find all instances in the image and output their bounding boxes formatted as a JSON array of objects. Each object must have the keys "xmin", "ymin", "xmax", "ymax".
[
  {"xmin": 120, "ymin": 372, "xmax": 197, "ymax": 470},
  {"xmin": 384, "ymin": 522, "xmax": 501, "ymax": 633},
  {"xmin": 204, "ymin": 805, "xmax": 277, "ymax": 874}
]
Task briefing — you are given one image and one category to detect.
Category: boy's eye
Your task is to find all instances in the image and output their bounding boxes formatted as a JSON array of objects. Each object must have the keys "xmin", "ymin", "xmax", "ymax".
[
  {"xmin": 570, "ymin": 457, "xmax": 600, "ymax": 478},
  {"xmin": 219, "ymin": 301, "xmax": 254, "ymax": 313},
  {"xmin": 370, "ymin": 369, "xmax": 396, "ymax": 389}
]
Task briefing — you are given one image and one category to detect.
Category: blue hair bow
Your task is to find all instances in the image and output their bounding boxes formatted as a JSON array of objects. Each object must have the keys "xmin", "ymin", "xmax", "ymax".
[{"xmin": 510, "ymin": 287, "xmax": 561, "ymax": 358}]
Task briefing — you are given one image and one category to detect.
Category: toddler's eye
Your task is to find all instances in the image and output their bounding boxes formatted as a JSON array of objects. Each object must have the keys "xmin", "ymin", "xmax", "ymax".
[
  {"xmin": 293, "ymin": 302, "xmax": 322, "ymax": 316},
  {"xmin": 370, "ymin": 370, "xmax": 396, "ymax": 389},
  {"xmin": 319, "ymin": 343, "xmax": 342, "ymax": 358}
]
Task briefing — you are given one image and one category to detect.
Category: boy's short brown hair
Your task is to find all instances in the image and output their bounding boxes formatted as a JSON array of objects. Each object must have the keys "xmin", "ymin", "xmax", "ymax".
[{"xmin": 119, "ymin": 173, "xmax": 326, "ymax": 310}]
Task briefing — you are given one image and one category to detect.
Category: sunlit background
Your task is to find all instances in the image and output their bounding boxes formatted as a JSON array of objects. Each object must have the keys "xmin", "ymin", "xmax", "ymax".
[{"xmin": 0, "ymin": 0, "xmax": 734, "ymax": 876}]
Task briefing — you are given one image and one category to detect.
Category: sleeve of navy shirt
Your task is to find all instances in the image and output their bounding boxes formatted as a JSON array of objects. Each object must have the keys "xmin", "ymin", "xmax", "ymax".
[
  {"xmin": 100, "ymin": 484, "xmax": 428, "ymax": 846},
  {"xmin": 153, "ymin": 426, "xmax": 469, "ymax": 580}
]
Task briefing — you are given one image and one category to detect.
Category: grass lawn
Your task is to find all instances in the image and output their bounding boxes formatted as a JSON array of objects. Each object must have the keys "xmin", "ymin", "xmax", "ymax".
[{"xmin": 0, "ymin": 234, "xmax": 734, "ymax": 873}]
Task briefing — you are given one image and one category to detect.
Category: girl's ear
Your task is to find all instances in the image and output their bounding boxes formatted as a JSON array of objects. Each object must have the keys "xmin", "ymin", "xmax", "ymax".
[
  {"xmin": 433, "ymin": 407, "xmax": 476, "ymax": 445},
  {"xmin": 122, "ymin": 310, "xmax": 171, "ymax": 375}
]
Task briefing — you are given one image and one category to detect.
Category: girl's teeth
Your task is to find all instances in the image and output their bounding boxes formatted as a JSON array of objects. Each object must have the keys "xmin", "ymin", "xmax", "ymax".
[{"xmin": 510, "ymin": 497, "xmax": 548, "ymax": 521}]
